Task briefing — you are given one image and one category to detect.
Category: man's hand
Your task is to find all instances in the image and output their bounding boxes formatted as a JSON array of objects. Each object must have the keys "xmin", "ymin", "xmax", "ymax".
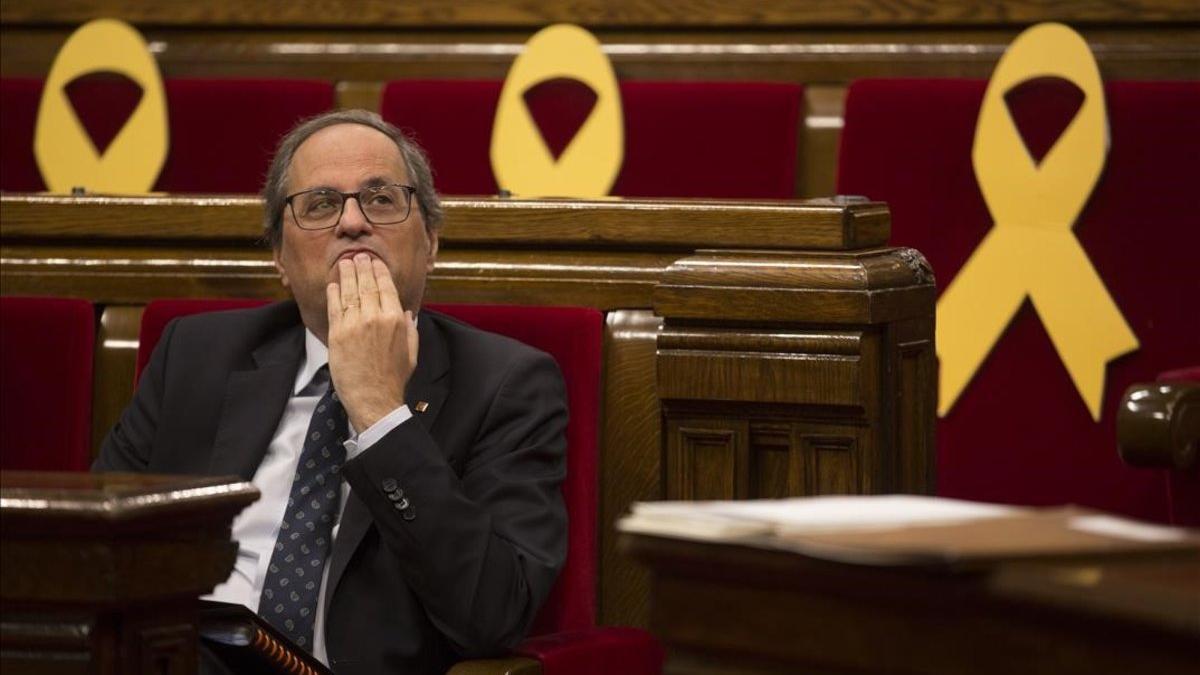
[{"xmin": 325, "ymin": 253, "xmax": 419, "ymax": 432}]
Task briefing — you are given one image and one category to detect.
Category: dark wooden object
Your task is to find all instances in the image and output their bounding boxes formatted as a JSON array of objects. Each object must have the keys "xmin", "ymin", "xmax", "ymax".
[
  {"xmin": 1118, "ymin": 381, "xmax": 1199, "ymax": 471},
  {"xmin": 0, "ymin": 471, "xmax": 258, "ymax": 675},
  {"xmin": 0, "ymin": 193, "xmax": 936, "ymax": 629},
  {"xmin": 2, "ymin": 2, "xmax": 1195, "ymax": 198},
  {"xmin": 622, "ymin": 532, "xmax": 1200, "ymax": 675}
]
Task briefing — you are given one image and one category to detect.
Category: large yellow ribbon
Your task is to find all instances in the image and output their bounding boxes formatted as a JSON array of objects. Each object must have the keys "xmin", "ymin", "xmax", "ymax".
[
  {"xmin": 34, "ymin": 19, "xmax": 168, "ymax": 194},
  {"xmin": 937, "ymin": 22, "xmax": 1138, "ymax": 421},
  {"xmin": 491, "ymin": 24, "xmax": 623, "ymax": 198}
]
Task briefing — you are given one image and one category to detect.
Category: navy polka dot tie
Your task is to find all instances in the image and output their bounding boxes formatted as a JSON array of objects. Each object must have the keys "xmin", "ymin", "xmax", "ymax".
[{"xmin": 258, "ymin": 366, "xmax": 348, "ymax": 651}]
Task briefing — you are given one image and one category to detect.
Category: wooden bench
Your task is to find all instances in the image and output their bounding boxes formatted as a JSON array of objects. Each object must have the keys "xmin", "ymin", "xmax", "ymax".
[{"xmin": 2, "ymin": 1, "xmax": 1194, "ymax": 197}]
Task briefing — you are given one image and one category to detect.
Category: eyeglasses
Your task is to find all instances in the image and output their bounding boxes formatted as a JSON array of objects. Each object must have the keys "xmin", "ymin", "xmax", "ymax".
[{"xmin": 285, "ymin": 184, "xmax": 418, "ymax": 230}]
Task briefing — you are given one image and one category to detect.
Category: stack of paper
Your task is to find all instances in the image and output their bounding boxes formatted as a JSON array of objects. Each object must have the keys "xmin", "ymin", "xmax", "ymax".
[{"xmin": 618, "ymin": 495, "xmax": 1199, "ymax": 566}]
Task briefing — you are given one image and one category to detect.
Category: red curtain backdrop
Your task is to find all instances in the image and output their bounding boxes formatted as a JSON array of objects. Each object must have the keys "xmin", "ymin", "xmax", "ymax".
[{"xmin": 837, "ymin": 79, "xmax": 1200, "ymax": 524}]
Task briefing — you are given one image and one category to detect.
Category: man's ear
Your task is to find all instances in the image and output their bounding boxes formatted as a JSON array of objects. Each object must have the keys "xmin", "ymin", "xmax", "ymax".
[
  {"xmin": 425, "ymin": 227, "xmax": 439, "ymax": 273},
  {"xmin": 272, "ymin": 247, "xmax": 290, "ymax": 288}
]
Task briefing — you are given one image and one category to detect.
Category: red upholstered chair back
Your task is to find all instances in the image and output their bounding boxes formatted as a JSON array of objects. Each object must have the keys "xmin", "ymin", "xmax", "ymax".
[
  {"xmin": 0, "ymin": 78, "xmax": 334, "ymax": 193},
  {"xmin": 427, "ymin": 303, "xmax": 602, "ymax": 635},
  {"xmin": 0, "ymin": 296, "xmax": 95, "ymax": 471},
  {"xmin": 137, "ymin": 300, "xmax": 602, "ymax": 632},
  {"xmin": 381, "ymin": 80, "xmax": 803, "ymax": 198},
  {"xmin": 137, "ymin": 299, "xmax": 270, "ymax": 379},
  {"xmin": 837, "ymin": 79, "xmax": 1200, "ymax": 524}
]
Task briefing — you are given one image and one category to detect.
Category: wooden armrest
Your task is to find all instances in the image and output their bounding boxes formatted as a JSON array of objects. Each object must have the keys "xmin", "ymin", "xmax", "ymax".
[
  {"xmin": 1117, "ymin": 381, "xmax": 1199, "ymax": 470},
  {"xmin": 446, "ymin": 656, "xmax": 541, "ymax": 675}
]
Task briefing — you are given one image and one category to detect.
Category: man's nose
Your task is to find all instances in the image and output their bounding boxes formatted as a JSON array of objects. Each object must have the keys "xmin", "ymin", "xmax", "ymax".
[{"xmin": 336, "ymin": 197, "xmax": 371, "ymax": 236}]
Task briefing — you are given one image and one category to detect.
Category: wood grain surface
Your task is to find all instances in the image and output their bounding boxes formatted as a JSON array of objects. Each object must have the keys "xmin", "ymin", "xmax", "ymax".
[
  {"xmin": 4, "ymin": 0, "xmax": 1195, "ymax": 27},
  {"xmin": 598, "ymin": 310, "xmax": 662, "ymax": 627},
  {"xmin": 0, "ymin": 194, "xmax": 888, "ymax": 250}
]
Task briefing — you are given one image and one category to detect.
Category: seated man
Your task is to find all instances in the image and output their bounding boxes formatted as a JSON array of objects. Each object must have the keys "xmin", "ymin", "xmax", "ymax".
[{"xmin": 95, "ymin": 110, "xmax": 568, "ymax": 675}]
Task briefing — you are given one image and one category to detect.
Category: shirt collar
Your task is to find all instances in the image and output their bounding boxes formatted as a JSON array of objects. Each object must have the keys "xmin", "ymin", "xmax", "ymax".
[
  {"xmin": 293, "ymin": 329, "xmax": 330, "ymax": 395},
  {"xmin": 292, "ymin": 316, "xmax": 418, "ymax": 396}
]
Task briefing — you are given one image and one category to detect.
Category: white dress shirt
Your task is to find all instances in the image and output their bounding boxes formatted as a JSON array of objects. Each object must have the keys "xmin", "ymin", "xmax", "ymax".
[{"xmin": 204, "ymin": 329, "xmax": 412, "ymax": 665}]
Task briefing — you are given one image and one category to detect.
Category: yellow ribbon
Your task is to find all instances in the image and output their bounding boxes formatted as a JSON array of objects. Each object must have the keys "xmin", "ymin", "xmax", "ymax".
[
  {"xmin": 34, "ymin": 19, "xmax": 168, "ymax": 194},
  {"xmin": 937, "ymin": 22, "xmax": 1138, "ymax": 421},
  {"xmin": 491, "ymin": 24, "xmax": 623, "ymax": 198}
]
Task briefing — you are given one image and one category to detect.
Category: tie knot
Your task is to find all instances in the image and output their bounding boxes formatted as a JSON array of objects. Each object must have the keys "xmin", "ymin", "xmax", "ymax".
[{"xmin": 311, "ymin": 364, "xmax": 341, "ymax": 403}]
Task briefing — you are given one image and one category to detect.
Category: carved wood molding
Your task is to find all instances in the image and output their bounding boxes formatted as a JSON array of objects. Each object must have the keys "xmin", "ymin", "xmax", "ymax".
[
  {"xmin": 3, "ymin": 0, "xmax": 1195, "ymax": 27},
  {"xmin": 0, "ymin": 194, "xmax": 888, "ymax": 249},
  {"xmin": 0, "ymin": 472, "xmax": 257, "ymax": 601},
  {"xmin": 655, "ymin": 247, "xmax": 935, "ymax": 501},
  {"xmin": 655, "ymin": 247, "xmax": 935, "ymax": 325}
]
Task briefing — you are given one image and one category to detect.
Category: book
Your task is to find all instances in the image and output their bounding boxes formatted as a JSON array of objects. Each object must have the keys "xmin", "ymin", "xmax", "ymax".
[{"xmin": 199, "ymin": 601, "xmax": 333, "ymax": 675}]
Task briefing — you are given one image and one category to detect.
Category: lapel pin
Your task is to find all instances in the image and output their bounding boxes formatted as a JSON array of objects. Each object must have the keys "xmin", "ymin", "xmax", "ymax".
[{"xmin": 414, "ymin": 401, "xmax": 430, "ymax": 413}]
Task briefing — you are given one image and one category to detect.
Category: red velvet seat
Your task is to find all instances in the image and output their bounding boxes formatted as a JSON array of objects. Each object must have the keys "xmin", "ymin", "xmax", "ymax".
[
  {"xmin": 837, "ymin": 79, "xmax": 1200, "ymax": 524},
  {"xmin": 381, "ymin": 79, "xmax": 803, "ymax": 198},
  {"xmin": 0, "ymin": 78, "xmax": 334, "ymax": 193},
  {"xmin": 137, "ymin": 298, "xmax": 662, "ymax": 674},
  {"xmin": 0, "ymin": 296, "xmax": 95, "ymax": 471}
]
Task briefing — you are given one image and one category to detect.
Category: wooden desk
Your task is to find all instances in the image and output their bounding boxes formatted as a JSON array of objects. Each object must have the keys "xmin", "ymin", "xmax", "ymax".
[
  {"xmin": 622, "ymin": 533, "xmax": 1200, "ymax": 675},
  {"xmin": 0, "ymin": 471, "xmax": 257, "ymax": 675}
]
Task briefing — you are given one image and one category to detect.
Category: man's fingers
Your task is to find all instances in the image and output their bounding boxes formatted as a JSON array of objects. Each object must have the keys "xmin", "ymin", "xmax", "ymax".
[
  {"xmin": 338, "ymin": 258, "xmax": 359, "ymax": 311},
  {"xmin": 372, "ymin": 258, "xmax": 403, "ymax": 313},
  {"xmin": 406, "ymin": 310, "xmax": 419, "ymax": 369},
  {"xmin": 326, "ymin": 282, "xmax": 342, "ymax": 330},
  {"xmin": 354, "ymin": 254, "xmax": 380, "ymax": 316}
]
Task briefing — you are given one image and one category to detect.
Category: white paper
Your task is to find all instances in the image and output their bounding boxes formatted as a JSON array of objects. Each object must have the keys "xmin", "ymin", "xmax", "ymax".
[
  {"xmin": 623, "ymin": 495, "xmax": 1020, "ymax": 538},
  {"xmin": 1068, "ymin": 514, "xmax": 1189, "ymax": 543}
]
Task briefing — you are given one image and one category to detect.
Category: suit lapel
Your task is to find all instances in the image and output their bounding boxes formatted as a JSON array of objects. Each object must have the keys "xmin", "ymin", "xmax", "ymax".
[
  {"xmin": 208, "ymin": 326, "xmax": 305, "ymax": 480},
  {"xmin": 404, "ymin": 312, "xmax": 450, "ymax": 434},
  {"xmin": 325, "ymin": 312, "xmax": 450, "ymax": 608}
]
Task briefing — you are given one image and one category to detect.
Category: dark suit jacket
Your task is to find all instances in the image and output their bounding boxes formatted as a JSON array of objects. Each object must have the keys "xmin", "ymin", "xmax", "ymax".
[{"xmin": 95, "ymin": 301, "xmax": 568, "ymax": 675}]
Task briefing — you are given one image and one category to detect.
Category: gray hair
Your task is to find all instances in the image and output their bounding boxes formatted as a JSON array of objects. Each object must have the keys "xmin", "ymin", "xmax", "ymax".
[{"xmin": 261, "ymin": 109, "xmax": 443, "ymax": 247}]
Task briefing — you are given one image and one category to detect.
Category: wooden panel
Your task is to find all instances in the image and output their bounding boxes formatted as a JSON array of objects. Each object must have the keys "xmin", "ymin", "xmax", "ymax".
[
  {"xmin": 893, "ymin": 317, "xmax": 937, "ymax": 495},
  {"xmin": 91, "ymin": 306, "xmax": 143, "ymax": 459},
  {"xmin": 4, "ymin": 28, "xmax": 1195, "ymax": 83},
  {"xmin": 0, "ymin": 194, "xmax": 889, "ymax": 251},
  {"xmin": 658, "ymin": 352, "xmax": 862, "ymax": 406},
  {"xmin": 3, "ymin": 0, "xmax": 1195, "ymax": 27},
  {"xmin": 805, "ymin": 433, "xmax": 857, "ymax": 495},
  {"xmin": 751, "ymin": 424, "xmax": 797, "ymax": 500},
  {"xmin": 666, "ymin": 419, "xmax": 749, "ymax": 501},
  {"xmin": 598, "ymin": 310, "xmax": 661, "ymax": 628},
  {"xmin": 798, "ymin": 85, "xmax": 845, "ymax": 199},
  {"xmin": 655, "ymin": 248, "xmax": 936, "ymax": 325},
  {"xmin": 335, "ymin": 80, "xmax": 383, "ymax": 113},
  {"xmin": 1, "ymin": 473, "xmax": 258, "ymax": 675},
  {"xmin": 626, "ymin": 534, "xmax": 1200, "ymax": 675}
]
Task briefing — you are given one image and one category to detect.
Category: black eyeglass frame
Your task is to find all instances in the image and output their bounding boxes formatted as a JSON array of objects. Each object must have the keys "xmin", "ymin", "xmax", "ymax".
[{"xmin": 284, "ymin": 184, "xmax": 418, "ymax": 230}]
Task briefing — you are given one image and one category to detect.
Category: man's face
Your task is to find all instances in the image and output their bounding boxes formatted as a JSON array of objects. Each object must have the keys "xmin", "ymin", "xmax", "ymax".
[{"xmin": 273, "ymin": 123, "xmax": 438, "ymax": 337}]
